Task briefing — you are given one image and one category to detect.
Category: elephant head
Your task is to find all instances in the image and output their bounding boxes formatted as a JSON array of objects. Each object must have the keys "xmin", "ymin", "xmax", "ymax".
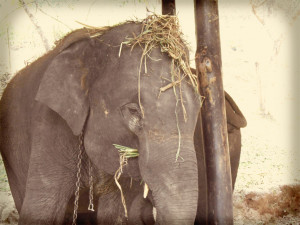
[{"xmin": 35, "ymin": 18, "xmax": 201, "ymax": 224}]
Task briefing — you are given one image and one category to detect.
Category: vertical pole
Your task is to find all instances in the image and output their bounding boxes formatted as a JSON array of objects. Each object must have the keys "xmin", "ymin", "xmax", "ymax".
[
  {"xmin": 194, "ymin": 0, "xmax": 233, "ymax": 224},
  {"xmin": 162, "ymin": 0, "xmax": 176, "ymax": 15}
]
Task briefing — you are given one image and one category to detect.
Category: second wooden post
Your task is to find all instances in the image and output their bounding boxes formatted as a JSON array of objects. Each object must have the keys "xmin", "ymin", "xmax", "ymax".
[{"xmin": 194, "ymin": 0, "xmax": 233, "ymax": 224}]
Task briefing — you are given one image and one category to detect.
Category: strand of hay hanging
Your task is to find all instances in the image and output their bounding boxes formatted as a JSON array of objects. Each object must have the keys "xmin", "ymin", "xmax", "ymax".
[
  {"xmin": 120, "ymin": 14, "xmax": 200, "ymax": 120},
  {"xmin": 113, "ymin": 144, "xmax": 139, "ymax": 218},
  {"xmin": 120, "ymin": 14, "xmax": 200, "ymax": 162}
]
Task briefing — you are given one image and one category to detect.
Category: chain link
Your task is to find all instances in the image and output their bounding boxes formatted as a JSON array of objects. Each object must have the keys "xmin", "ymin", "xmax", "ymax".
[
  {"xmin": 72, "ymin": 132, "xmax": 84, "ymax": 225},
  {"xmin": 88, "ymin": 160, "xmax": 95, "ymax": 211},
  {"xmin": 72, "ymin": 132, "xmax": 95, "ymax": 225}
]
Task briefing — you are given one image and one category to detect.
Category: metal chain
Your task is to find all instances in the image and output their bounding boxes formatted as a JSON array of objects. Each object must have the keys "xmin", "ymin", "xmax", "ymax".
[
  {"xmin": 72, "ymin": 131, "xmax": 84, "ymax": 225},
  {"xmin": 88, "ymin": 160, "xmax": 95, "ymax": 211}
]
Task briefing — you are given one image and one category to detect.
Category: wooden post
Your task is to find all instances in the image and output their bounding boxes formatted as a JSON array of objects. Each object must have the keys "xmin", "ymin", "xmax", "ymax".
[
  {"xmin": 162, "ymin": 0, "xmax": 176, "ymax": 15},
  {"xmin": 194, "ymin": 0, "xmax": 233, "ymax": 224}
]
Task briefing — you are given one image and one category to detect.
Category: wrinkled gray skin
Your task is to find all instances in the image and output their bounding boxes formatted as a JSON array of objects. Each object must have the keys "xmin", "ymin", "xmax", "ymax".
[
  {"xmin": 0, "ymin": 21, "xmax": 246, "ymax": 224},
  {"xmin": 125, "ymin": 88, "xmax": 247, "ymax": 225},
  {"xmin": 107, "ymin": 87, "xmax": 247, "ymax": 225},
  {"xmin": 0, "ymin": 22, "xmax": 200, "ymax": 225}
]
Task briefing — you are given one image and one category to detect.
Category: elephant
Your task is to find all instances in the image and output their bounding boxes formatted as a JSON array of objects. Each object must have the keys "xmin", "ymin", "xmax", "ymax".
[
  {"xmin": 0, "ymin": 18, "xmax": 201, "ymax": 224},
  {"xmin": 110, "ymin": 85, "xmax": 247, "ymax": 225},
  {"xmin": 70, "ymin": 81, "xmax": 247, "ymax": 225},
  {"xmin": 0, "ymin": 15, "xmax": 247, "ymax": 225}
]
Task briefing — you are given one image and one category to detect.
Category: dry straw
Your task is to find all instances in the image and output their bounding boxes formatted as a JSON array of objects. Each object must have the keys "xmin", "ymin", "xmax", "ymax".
[
  {"xmin": 113, "ymin": 144, "xmax": 139, "ymax": 217},
  {"xmin": 80, "ymin": 14, "xmax": 200, "ymax": 122},
  {"xmin": 120, "ymin": 14, "xmax": 199, "ymax": 120},
  {"xmin": 120, "ymin": 14, "xmax": 200, "ymax": 162}
]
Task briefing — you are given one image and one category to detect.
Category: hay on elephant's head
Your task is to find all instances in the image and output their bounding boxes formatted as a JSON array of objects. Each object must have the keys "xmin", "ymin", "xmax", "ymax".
[
  {"xmin": 122, "ymin": 14, "xmax": 197, "ymax": 86},
  {"xmin": 79, "ymin": 15, "xmax": 200, "ymax": 120},
  {"xmin": 121, "ymin": 14, "xmax": 199, "ymax": 121}
]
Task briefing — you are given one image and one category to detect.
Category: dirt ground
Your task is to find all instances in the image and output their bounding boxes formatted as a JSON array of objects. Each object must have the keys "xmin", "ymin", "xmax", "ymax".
[{"xmin": 0, "ymin": 192, "xmax": 18, "ymax": 225}]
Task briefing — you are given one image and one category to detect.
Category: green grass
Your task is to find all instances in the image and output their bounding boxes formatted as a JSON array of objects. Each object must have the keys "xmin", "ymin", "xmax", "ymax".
[{"xmin": 113, "ymin": 144, "xmax": 139, "ymax": 158}]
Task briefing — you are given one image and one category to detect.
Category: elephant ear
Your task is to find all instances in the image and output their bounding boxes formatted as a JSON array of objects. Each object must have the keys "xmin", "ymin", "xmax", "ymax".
[
  {"xmin": 35, "ymin": 40, "xmax": 92, "ymax": 136},
  {"xmin": 225, "ymin": 91, "xmax": 247, "ymax": 128}
]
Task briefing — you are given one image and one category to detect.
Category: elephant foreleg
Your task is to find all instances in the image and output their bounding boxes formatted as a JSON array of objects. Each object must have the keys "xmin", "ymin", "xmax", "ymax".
[
  {"xmin": 18, "ymin": 156, "xmax": 76, "ymax": 225},
  {"xmin": 19, "ymin": 119, "xmax": 78, "ymax": 224},
  {"xmin": 19, "ymin": 187, "xmax": 73, "ymax": 225}
]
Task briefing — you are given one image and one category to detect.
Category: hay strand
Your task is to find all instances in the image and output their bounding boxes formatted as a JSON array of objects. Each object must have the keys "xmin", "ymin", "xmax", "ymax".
[
  {"xmin": 120, "ymin": 14, "xmax": 200, "ymax": 162},
  {"xmin": 113, "ymin": 144, "xmax": 139, "ymax": 217},
  {"xmin": 114, "ymin": 154, "xmax": 128, "ymax": 218},
  {"xmin": 171, "ymin": 60, "xmax": 184, "ymax": 162},
  {"xmin": 122, "ymin": 13, "xmax": 199, "ymax": 118}
]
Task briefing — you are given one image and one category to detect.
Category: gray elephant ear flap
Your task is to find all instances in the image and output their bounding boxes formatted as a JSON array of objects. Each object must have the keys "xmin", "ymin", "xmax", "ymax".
[
  {"xmin": 35, "ymin": 44, "xmax": 90, "ymax": 136},
  {"xmin": 225, "ymin": 91, "xmax": 247, "ymax": 128}
]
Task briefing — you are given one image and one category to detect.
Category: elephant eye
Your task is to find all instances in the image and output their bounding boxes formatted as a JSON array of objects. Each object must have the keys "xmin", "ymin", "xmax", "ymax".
[
  {"xmin": 121, "ymin": 103, "xmax": 143, "ymax": 134},
  {"xmin": 123, "ymin": 103, "xmax": 141, "ymax": 117},
  {"xmin": 128, "ymin": 107, "xmax": 140, "ymax": 116}
]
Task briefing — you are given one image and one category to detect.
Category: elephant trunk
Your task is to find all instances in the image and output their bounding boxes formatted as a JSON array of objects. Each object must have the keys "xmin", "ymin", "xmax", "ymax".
[
  {"xmin": 138, "ymin": 138, "xmax": 198, "ymax": 225},
  {"xmin": 154, "ymin": 180, "xmax": 198, "ymax": 225}
]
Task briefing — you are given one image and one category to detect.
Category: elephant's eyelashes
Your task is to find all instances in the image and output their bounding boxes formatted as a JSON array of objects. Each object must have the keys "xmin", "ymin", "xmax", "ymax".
[
  {"xmin": 121, "ymin": 103, "xmax": 143, "ymax": 134},
  {"xmin": 128, "ymin": 107, "xmax": 140, "ymax": 116},
  {"xmin": 121, "ymin": 103, "xmax": 141, "ymax": 116}
]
